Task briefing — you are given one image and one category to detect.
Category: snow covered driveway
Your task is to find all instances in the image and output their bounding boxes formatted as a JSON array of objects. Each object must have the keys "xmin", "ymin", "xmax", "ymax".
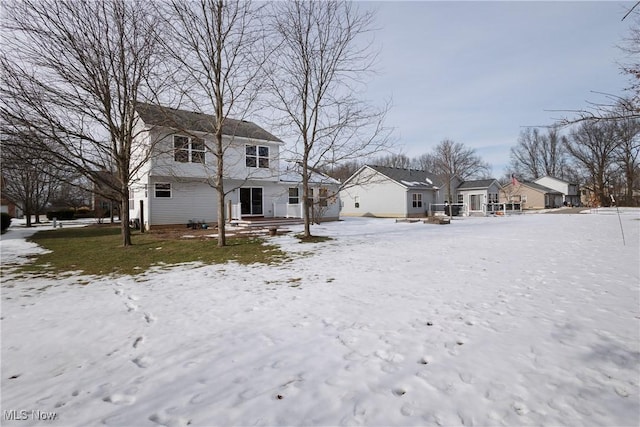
[{"xmin": 2, "ymin": 210, "xmax": 639, "ymax": 426}]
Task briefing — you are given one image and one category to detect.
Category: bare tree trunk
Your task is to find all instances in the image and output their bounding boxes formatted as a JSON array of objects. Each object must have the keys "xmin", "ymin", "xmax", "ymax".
[
  {"xmin": 216, "ymin": 131, "xmax": 226, "ymax": 247},
  {"xmin": 302, "ymin": 158, "xmax": 311, "ymax": 238},
  {"xmin": 120, "ymin": 184, "xmax": 131, "ymax": 247},
  {"xmin": 24, "ymin": 200, "xmax": 32, "ymax": 228}
]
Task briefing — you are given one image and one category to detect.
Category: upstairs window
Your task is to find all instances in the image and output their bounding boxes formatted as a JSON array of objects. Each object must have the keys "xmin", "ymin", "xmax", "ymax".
[
  {"xmin": 174, "ymin": 135, "xmax": 205, "ymax": 164},
  {"xmin": 246, "ymin": 145, "xmax": 269, "ymax": 168},
  {"xmin": 488, "ymin": 193, "xmax": 499, "ymax": 203}
]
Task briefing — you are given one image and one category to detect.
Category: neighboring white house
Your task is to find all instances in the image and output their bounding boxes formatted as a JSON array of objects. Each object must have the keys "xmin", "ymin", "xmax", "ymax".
[
  {"xmin": 129, "ymin": 103, "xmax": 340, "ymax": 229},
  {"xmin": 456, "ymin": 179, "xmax": 503, "ymax": 216},
  {"xmin": 534, "ymin": 176, "xmax": 580, "ymax": 206},
  {"xmin": 340, "ymin": 165, "xmax": 444, "ymax": 218},
  {"xmin": 340, "ymin": 165, "xmax": 505, "ymax": 218}
]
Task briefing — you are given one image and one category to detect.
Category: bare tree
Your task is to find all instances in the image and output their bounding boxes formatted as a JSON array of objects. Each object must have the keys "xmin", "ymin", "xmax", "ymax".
[
  {"xmin": 509, "ymin": 127, "xmax": 568, "ymax": 180},
  {"xmin": 565, "ymin": 120, "xmax": 619, "ymax": 206},
  {"xmin": 267, "ymin": 0, "xmax": 392, "ymax": 238},
  {"xmin": 412, "ymin": 153, "xmax": 438, "ymax": 172},
  {"xmin": 49, "ymin": 178, "xmax": 93, "ymax": 211},
  {"xmin": 321, "ymin": 160, "xmax": 362, "ymax": 182},
  {"xmin": 1, "ymin": 0, "xmax": 166, "ymax": 246},
  {"xmin": 371, "ymin": 154, "xmax": 413, "ymax": 169},
  {"xmin": 430, "ymin": 139, "xmax": 492, "ymax": 206},
  {"xmin": 509, "ymin": 128, "xmax": 544, "ymax": 180},
  {"xmin": 612, "ymin": 109, "xmax": 640, "ymax": 205},
  {"xmin": 556, "ymin": 7, "xmax": 639, "ymax": 125},
  {"xmin": 1, "ymin": 135, "xmax": 63, "ymax": 226},
  {"xmin": 163, "ymin": 0, "xmax": 268, "ymax": 247},
  {"xmin": 620, "ymin": 8, "xmax": 640, "ymax": 112}
]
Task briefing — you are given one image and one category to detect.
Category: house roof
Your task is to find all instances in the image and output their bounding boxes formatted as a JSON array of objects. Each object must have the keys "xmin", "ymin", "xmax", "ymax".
[
  {"xmin": 521, "ymin": 181, "xmax": 563, "ymax": 194},
  {"xmin": 367, "ymin": 165, "xmax": 441, "ymax": 190},
  {"xmin": 535, "ymin": 175, "xmax": 575, "ymax": 185},
  {"xmin": 458, "ymin": 179, "xmax": 499, "ymax": 190},
  {"xmin": 136, "ymin": 103, "xmax": 283, "ymax": 143},
  {"xmin": 279, "ymin": 163, "xmax": 340, "ymax": 185}
]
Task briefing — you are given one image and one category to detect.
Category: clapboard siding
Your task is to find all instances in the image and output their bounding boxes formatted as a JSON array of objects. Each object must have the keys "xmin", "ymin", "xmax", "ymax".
[{"xmin": 149, "ymin": 179, "xmax": 218, "ymax": 226}]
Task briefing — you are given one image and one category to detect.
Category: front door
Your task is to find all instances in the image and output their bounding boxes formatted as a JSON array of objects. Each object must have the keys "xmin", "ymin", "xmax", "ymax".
[
  {"xmin": 470, "ymin": 194, "xmax": 481, "ymax": 211},
  {"xmin": 240, "ymin": 187, "xmax": 263, "ymax": 216}
]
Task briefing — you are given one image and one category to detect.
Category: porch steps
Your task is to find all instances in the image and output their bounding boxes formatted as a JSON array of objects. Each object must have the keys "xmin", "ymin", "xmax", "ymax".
[{"xmin": 230, "ymin": 218, "xmax": 304, "ymax": 228}]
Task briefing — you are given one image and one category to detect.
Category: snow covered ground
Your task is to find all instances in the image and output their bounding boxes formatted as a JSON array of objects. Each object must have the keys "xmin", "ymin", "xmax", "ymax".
[{"xmin": 1, "ymin": 209, "xmax": 639, "ymax": 427}]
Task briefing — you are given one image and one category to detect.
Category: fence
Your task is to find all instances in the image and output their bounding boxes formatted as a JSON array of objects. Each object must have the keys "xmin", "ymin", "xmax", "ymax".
[
  {"xmin": 486, "ymin": 202, "xmax": 522, "ymax": 215},
  {"xmin": 428, "ymin": 203, "xmax": 466, "ymax": 216},
  {"xmin": 272, "ymin": 202, "xmax": 303, "ymax": 218},
  {"xmin": 231, "ymin": 202, "xmax": 304, "ymax": 220}
]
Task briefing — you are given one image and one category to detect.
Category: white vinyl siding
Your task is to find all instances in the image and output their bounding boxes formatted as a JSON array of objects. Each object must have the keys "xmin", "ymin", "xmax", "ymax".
[{"xmin": 150, "ymin": 180, "xmax": 217, "ymax": 225}]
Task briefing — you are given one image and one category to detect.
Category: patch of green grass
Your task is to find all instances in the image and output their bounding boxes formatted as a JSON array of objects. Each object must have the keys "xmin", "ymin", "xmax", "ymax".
[{"xmin": 19, "ymin": 226, "xmax": 289, "ymax": 277}]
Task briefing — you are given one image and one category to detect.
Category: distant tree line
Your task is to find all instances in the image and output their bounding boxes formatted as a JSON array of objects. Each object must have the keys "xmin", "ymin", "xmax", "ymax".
[
  {"xmin": 508, "ymin": 7, "xmax": 640, "ymax": 207},
  {"xmin": 508, "ymin": 112, "xmax": 639, "ymax": 207},
  {"xmin": 324, "ymin": 138, "xmax": 492, "ymax": 206}
]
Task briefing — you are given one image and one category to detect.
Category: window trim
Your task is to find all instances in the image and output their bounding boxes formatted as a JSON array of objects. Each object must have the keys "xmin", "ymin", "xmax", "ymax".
[
  {"xmin": 288, "ymin": 187, "xmax": 300, "ymax": 204},
  {"xmin": 154, "ymin": 182, "xmax": 172, "ymax": 198},
  {"xmin": 174, "ymin": 135, "xmax": 205, "ymax": 164},
  {"xmin": 412, "ymin": 193, "xmax": 423, "ymax": 208},
  {"xmin": 245, "ymin": 144, "xmax": 270, "ymax": 169},
  {"xmin": 129, "ymin": 187, "xmax": 135, "ymax": 210}
]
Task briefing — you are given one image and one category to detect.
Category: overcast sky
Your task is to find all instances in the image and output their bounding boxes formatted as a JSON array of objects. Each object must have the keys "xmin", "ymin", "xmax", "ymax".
[{"xmin": 361, "ymin": 1, "xmax": 635, "ymax": 175}]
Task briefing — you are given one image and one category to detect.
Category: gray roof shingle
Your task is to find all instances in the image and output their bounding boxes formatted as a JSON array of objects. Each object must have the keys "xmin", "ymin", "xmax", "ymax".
[
  {"xmin": 368, "ymin": 165, "xmax": 442, "ymax": 189},
  {"xmin": 136, "ymin": 103, "xmax": 283, "ymax": 143},
  {"xmin": 458, "ymin": 179, "xmax": 498, "ymax": 189}
]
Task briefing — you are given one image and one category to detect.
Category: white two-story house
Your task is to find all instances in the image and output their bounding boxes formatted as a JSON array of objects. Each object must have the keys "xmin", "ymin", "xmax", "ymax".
[
  {"xmin": 534, "ymin": 176, "xmax": 580, "ymax": 206},
  {"xmin": 129, "ymin": 103, "xmax": 340, "ymax": 229}
]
